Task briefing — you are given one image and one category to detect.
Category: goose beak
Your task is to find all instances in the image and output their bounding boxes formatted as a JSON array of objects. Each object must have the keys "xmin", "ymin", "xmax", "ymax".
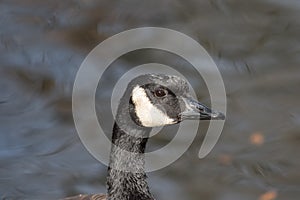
[{"xmin": 180, "ymin": 97, "xmax": 225, "ymax": 120}]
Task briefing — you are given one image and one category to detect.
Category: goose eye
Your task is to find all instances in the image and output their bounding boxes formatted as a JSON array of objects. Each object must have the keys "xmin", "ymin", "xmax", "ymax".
[{"xmin": 154, "ymin": 88, "xmax": 167, "ymax": 97}]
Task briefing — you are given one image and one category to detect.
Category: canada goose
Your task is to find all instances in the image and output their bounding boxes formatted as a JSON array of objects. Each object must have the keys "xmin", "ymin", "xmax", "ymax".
[{"xmin": 64, "ymin": 74, "xmax": 225, "ymax": 200}]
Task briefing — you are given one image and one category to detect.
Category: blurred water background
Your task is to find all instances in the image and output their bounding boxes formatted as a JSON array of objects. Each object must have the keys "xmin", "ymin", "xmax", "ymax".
[{"xmin": 0, "ymin": 0, "xmax": 300, "ymax": 199}]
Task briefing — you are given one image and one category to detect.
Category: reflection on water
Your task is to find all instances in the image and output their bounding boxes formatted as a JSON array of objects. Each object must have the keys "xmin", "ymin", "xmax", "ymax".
[{"xmin": 1, "ymin": 0, "xmax": 300, "ymax": 199}]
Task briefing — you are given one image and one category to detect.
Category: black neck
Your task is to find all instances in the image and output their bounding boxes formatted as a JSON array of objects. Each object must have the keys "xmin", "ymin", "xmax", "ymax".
[{"xmin": 107, "ymin": 98, "xmax": 154, "ymax": 200}]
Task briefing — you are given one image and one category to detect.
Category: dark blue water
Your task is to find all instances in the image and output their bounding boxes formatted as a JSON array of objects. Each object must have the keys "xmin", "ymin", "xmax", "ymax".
[{"xmin": 0, "ymin": 0, "xmax": 300, "ymax": 199}]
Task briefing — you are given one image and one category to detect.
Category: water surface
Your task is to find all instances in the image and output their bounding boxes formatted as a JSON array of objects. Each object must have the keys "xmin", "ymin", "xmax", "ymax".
[{"xmin": 0, "ymin": 0, "xmax": 300, "ymax": 199}]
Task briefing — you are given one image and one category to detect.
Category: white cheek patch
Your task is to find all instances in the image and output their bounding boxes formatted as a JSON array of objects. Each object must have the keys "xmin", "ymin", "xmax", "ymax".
[{"xmin": 131, "ymin": 86, "xmax": 175, "ymax": 127}]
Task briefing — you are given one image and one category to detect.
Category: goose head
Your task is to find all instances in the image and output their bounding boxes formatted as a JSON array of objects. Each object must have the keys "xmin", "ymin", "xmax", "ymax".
[{"xmin": 125, "ymin": 74, "xmax": 225, "ymax": 128}]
